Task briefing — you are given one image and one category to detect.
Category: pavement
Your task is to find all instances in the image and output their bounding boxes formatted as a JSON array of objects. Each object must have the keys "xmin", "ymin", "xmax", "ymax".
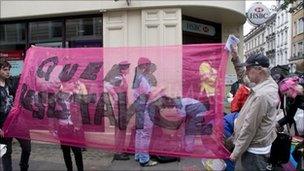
[{"xmin": 8, "ymin": 140, "xmax": 207, "ymax": 171}]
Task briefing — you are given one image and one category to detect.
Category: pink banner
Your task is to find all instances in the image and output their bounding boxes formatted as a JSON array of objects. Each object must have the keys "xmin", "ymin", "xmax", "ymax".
[{"xmin": 3, "ymin": 44, "xmax": 229, "ymax": 158}]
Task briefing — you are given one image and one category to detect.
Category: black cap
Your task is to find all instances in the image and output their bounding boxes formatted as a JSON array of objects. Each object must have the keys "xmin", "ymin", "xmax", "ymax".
[{"xmin": 240, "ymin": 53, "xmax": 270, "ymax": 68}]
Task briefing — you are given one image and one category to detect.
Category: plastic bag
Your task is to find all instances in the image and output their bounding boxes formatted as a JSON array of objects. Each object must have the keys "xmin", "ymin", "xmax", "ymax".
[
  {"xmin": 201, "ymin": 158, "xmax": 226, "ymax": 171},
  {"xmin": 294, "ymin": 109, "xmax": 304, "ymax": 135},
  {"xmin": 0, "ymin": 144, "xmax": 7, "ymax": 157}
]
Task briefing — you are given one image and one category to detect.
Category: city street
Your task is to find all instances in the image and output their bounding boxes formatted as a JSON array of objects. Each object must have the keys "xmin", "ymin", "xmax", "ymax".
[
  {"xmin": 10, "ymin": 141, "xmax": 204, "ymax": 171},
  {"xmin": 10, "ymin": 141, "xmax": 111, "ymax": 170}
]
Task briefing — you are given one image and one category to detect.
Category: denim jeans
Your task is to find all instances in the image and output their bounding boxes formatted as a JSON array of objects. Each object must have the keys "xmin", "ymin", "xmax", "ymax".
[
  {"xmin": 0, "ymin": 137, "xmax": 31, "ymax": 171},
  {"xmin": 134, "ymin": 112, "xmax": 153, "ymax": 164},
  {"xmin": 235, "ymin": 151, "xmax": 269, "ymax": 171}
]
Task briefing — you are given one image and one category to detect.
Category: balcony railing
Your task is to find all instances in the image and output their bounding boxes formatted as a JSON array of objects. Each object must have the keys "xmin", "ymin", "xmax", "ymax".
[{"xmin": 290, "ymin": 53, "xmax": 304, "ymax": 61}]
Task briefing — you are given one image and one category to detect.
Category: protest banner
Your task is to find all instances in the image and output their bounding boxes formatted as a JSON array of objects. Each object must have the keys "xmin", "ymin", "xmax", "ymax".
[{"xmin": 3, "ymin": 44, "xmax": 229, "ymax": 158}]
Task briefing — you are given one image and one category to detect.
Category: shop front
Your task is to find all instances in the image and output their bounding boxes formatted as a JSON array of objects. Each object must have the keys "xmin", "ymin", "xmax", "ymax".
[{"xmin": 0, "ymin": 1, "xmax": 246, "ymax": 77}]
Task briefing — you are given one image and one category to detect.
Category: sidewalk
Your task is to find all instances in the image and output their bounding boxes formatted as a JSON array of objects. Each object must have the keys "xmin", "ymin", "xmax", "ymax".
[
  {"xmin": 11, "ymin": 141, "xmax": 112, "ymax": 170},
  {"xmin": 10, "ymin": 141, "xmax": 205, "ymax": 171}
]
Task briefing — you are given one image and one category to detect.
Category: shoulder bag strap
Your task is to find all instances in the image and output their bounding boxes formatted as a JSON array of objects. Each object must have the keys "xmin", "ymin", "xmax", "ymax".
[{"xmin": 282, "ymin": 95, "xmax": 291, "ymax": 135}]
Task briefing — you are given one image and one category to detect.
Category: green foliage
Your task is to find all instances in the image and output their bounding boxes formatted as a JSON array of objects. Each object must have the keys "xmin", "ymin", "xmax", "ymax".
[{"xmin": 280, "ymin": 0, "xmax": 301, "ymax": 13}]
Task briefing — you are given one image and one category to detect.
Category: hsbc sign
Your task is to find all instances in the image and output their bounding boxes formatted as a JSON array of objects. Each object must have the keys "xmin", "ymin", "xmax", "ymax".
[{"xmin": 246, "ymin": 2, "xmax": 271, "ymax": 26}]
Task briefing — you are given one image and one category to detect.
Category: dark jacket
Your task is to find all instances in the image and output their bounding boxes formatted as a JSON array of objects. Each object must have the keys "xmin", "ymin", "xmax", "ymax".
[
  {"xmin": 0, "ymin": 76, "xmax": 20, "ymax": 128},
  {"xmin": 278, "ymin": 73, "xmax": 304, "ymax": 129}
]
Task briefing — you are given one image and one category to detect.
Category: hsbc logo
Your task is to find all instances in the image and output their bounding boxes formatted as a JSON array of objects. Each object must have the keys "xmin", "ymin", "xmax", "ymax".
[{"xmin": 247, "ymin": 2, "xmax": 270, "ymax": 26}]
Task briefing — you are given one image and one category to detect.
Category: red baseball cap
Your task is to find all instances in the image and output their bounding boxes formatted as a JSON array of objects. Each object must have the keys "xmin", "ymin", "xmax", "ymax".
[
  {"xmin": 138, "ymin": 57, "xmax": 151, "ymax": 66},
  {"xmin": 119, "ymin": 60, "xmax": 130, "ymax": 66}
]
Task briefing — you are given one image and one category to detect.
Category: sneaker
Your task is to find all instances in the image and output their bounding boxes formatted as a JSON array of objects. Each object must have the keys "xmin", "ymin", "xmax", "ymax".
[
  {"xmin": 140, "ymin": 160, "xmax": 158, "ymax": 167},
  {"xmin": 113, "ymin": 153, "xmax": 130, "ymax": 160}
]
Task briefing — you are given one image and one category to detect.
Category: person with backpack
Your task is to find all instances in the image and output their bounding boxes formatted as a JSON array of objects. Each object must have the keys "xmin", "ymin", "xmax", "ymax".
[{"xmin": 276, "ymin": 59, "xmax": 304, "ymax": 131}]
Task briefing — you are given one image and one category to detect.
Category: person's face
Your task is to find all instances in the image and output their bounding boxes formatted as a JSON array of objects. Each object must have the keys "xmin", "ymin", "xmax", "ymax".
[
  {"xmin": 0, "ymin": 67, "xmax": 10, "ymax": 79},
  {"xmin": 121, "ymin": 67, "xmax": 130, "ymax": 75},
  {"xmin": 161, "ymin": 96, "xmax": 177, "ymax": 108},
  {"xmin": 245, "ymin": 66, "xmax": 261, "ymax": 84},
  {"xmin": 140, "ymin": 63, "xmax": 152, "ymax": 72}
]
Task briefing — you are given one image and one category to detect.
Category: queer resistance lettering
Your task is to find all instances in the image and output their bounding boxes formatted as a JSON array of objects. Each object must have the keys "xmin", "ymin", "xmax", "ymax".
[{"xmin": 3, "ymin": 45, "xmax": 229, "ymax": 159}]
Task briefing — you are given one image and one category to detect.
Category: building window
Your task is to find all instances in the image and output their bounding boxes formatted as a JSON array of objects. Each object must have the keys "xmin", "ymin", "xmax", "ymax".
[
  {"xmin": 29, "ymin": 20, "xmax": 63, "ymax": 47},
  {"xmin": 294, "ymin": 21, "xmax": 297, "ymax": 36},
  {"xmin": 0, "ymin": 23, "xmax": 26, "ymax": 58},
  {"xmin": 66, "ymin": 17, "xmax": 102, "ymax": 47},
  {"xmin": 1, "ymin": 14, "xmax": 103, "ymax": 54},
  {"xmin": 293, "ymin": 44, "xmax": 296, "ymax": 57},
  {"xmin": 298, "ymin": 42, "xmax": 303, "ymax": 57},
  {"xmin": 298, "ymin": 17, "xmax": 304, "ymax": 34},
  {"xmin": 285, "ymin": 13, "xmax": 288, "ymax": 23},
  {"xmin": 281, "ymin": 32, "xmax": 283, "ymax": 46},
  {"xmin": 285, "ymin": 30, "xmax": 287, "ymax": 44}
]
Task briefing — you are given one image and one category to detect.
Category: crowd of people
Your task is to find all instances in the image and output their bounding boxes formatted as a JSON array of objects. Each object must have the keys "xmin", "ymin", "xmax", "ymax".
[{"xmin": 223, "ymin": 44, "xmax": 304, "ymax": 171}]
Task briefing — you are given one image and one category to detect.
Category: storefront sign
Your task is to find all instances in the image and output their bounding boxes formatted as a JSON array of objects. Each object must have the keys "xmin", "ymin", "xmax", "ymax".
[
  {"xmin": 182, "ymin": 20, "xmax": 216, "ymax": 36},
  {"xmin": 246, "ymin": 2, "xmax": 271, "ymax": 26},
  {"xmin": 0, "ymin": 50, "xmax": 23, "ymax": 60}
]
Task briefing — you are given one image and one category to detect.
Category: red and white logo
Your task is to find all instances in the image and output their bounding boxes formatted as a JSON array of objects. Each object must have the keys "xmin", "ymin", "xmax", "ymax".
[{"xmin": 247, "ymin": 2, "xmax": 270, "ymax": 26}]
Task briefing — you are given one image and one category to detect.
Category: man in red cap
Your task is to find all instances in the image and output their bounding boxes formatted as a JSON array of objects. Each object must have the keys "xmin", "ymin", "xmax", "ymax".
[
  {"xmin": 133, "ymin": 57, "xmax": 158, "ymax": 167},
  {"xmin": 137, "ymin": 57, "xmax": 151, "ymax": 66}
]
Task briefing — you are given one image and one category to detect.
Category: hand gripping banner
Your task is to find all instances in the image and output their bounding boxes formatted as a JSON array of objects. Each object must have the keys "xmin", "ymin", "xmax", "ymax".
[{"xmin": 3, "ymin": 44, "xmax": 229, "ymax": 158}]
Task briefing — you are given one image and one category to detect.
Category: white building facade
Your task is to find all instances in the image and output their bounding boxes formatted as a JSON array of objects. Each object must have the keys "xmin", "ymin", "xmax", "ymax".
[
  {"xmin": 290, "ymin": 0, "xmax": 304, "ymax": 71},
  {"xmin": 265, "ymin": 14, "xmax": 277, "ymax": 67},
  {"xmin": 244, "ymin": 24, "xmax": 266, "ymax": 58},
  {"xmin": 275, "ymin": 0, "xmax": 292, "ymax": 67}
]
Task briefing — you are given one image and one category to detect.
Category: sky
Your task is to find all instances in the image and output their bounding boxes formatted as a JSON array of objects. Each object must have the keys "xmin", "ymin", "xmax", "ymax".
[{"xmin": 244, "ymin": 0, "xmax": 277, "ymax": 35}]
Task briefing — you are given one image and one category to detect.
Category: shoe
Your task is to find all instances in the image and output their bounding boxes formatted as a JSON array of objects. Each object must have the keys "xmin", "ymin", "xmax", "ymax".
[
  {"xmin": 113, "ymin": 153, "xmax": 130, "ymax": 160},
  {"xmin": 140, "ymin": 160, "xmax": 158, "ymax": 167}
]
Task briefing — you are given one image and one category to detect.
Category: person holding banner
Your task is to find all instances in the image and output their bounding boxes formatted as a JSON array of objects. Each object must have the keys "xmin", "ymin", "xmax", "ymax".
[
  {"xmin": 229, "ymin": 45, "xmax": 279, "ymax": 170},
  {"xmin": 162, "ymin": 96, "xmax": 210, "ymax": 152},
  {"xmin": 0, "ymin": 58, "xmax": 31, "ymax": 171},
  {"xmin": 104, "ymin": 60, "xmax": 131, "ymax": 160},
  {"xmin": 132, "ymin": 57, "xmax": 159, "ymax": 167},
  {"xmin": 199, "ymin": 62, "xmax": 217, "ymax": 98},
  {"xmin": 199, "ymin": 62, "xmax": 217, "ymax": 110},
  {"xmin": 56, "ymin": 80, "xmax": 87, "ymax": 171}
]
